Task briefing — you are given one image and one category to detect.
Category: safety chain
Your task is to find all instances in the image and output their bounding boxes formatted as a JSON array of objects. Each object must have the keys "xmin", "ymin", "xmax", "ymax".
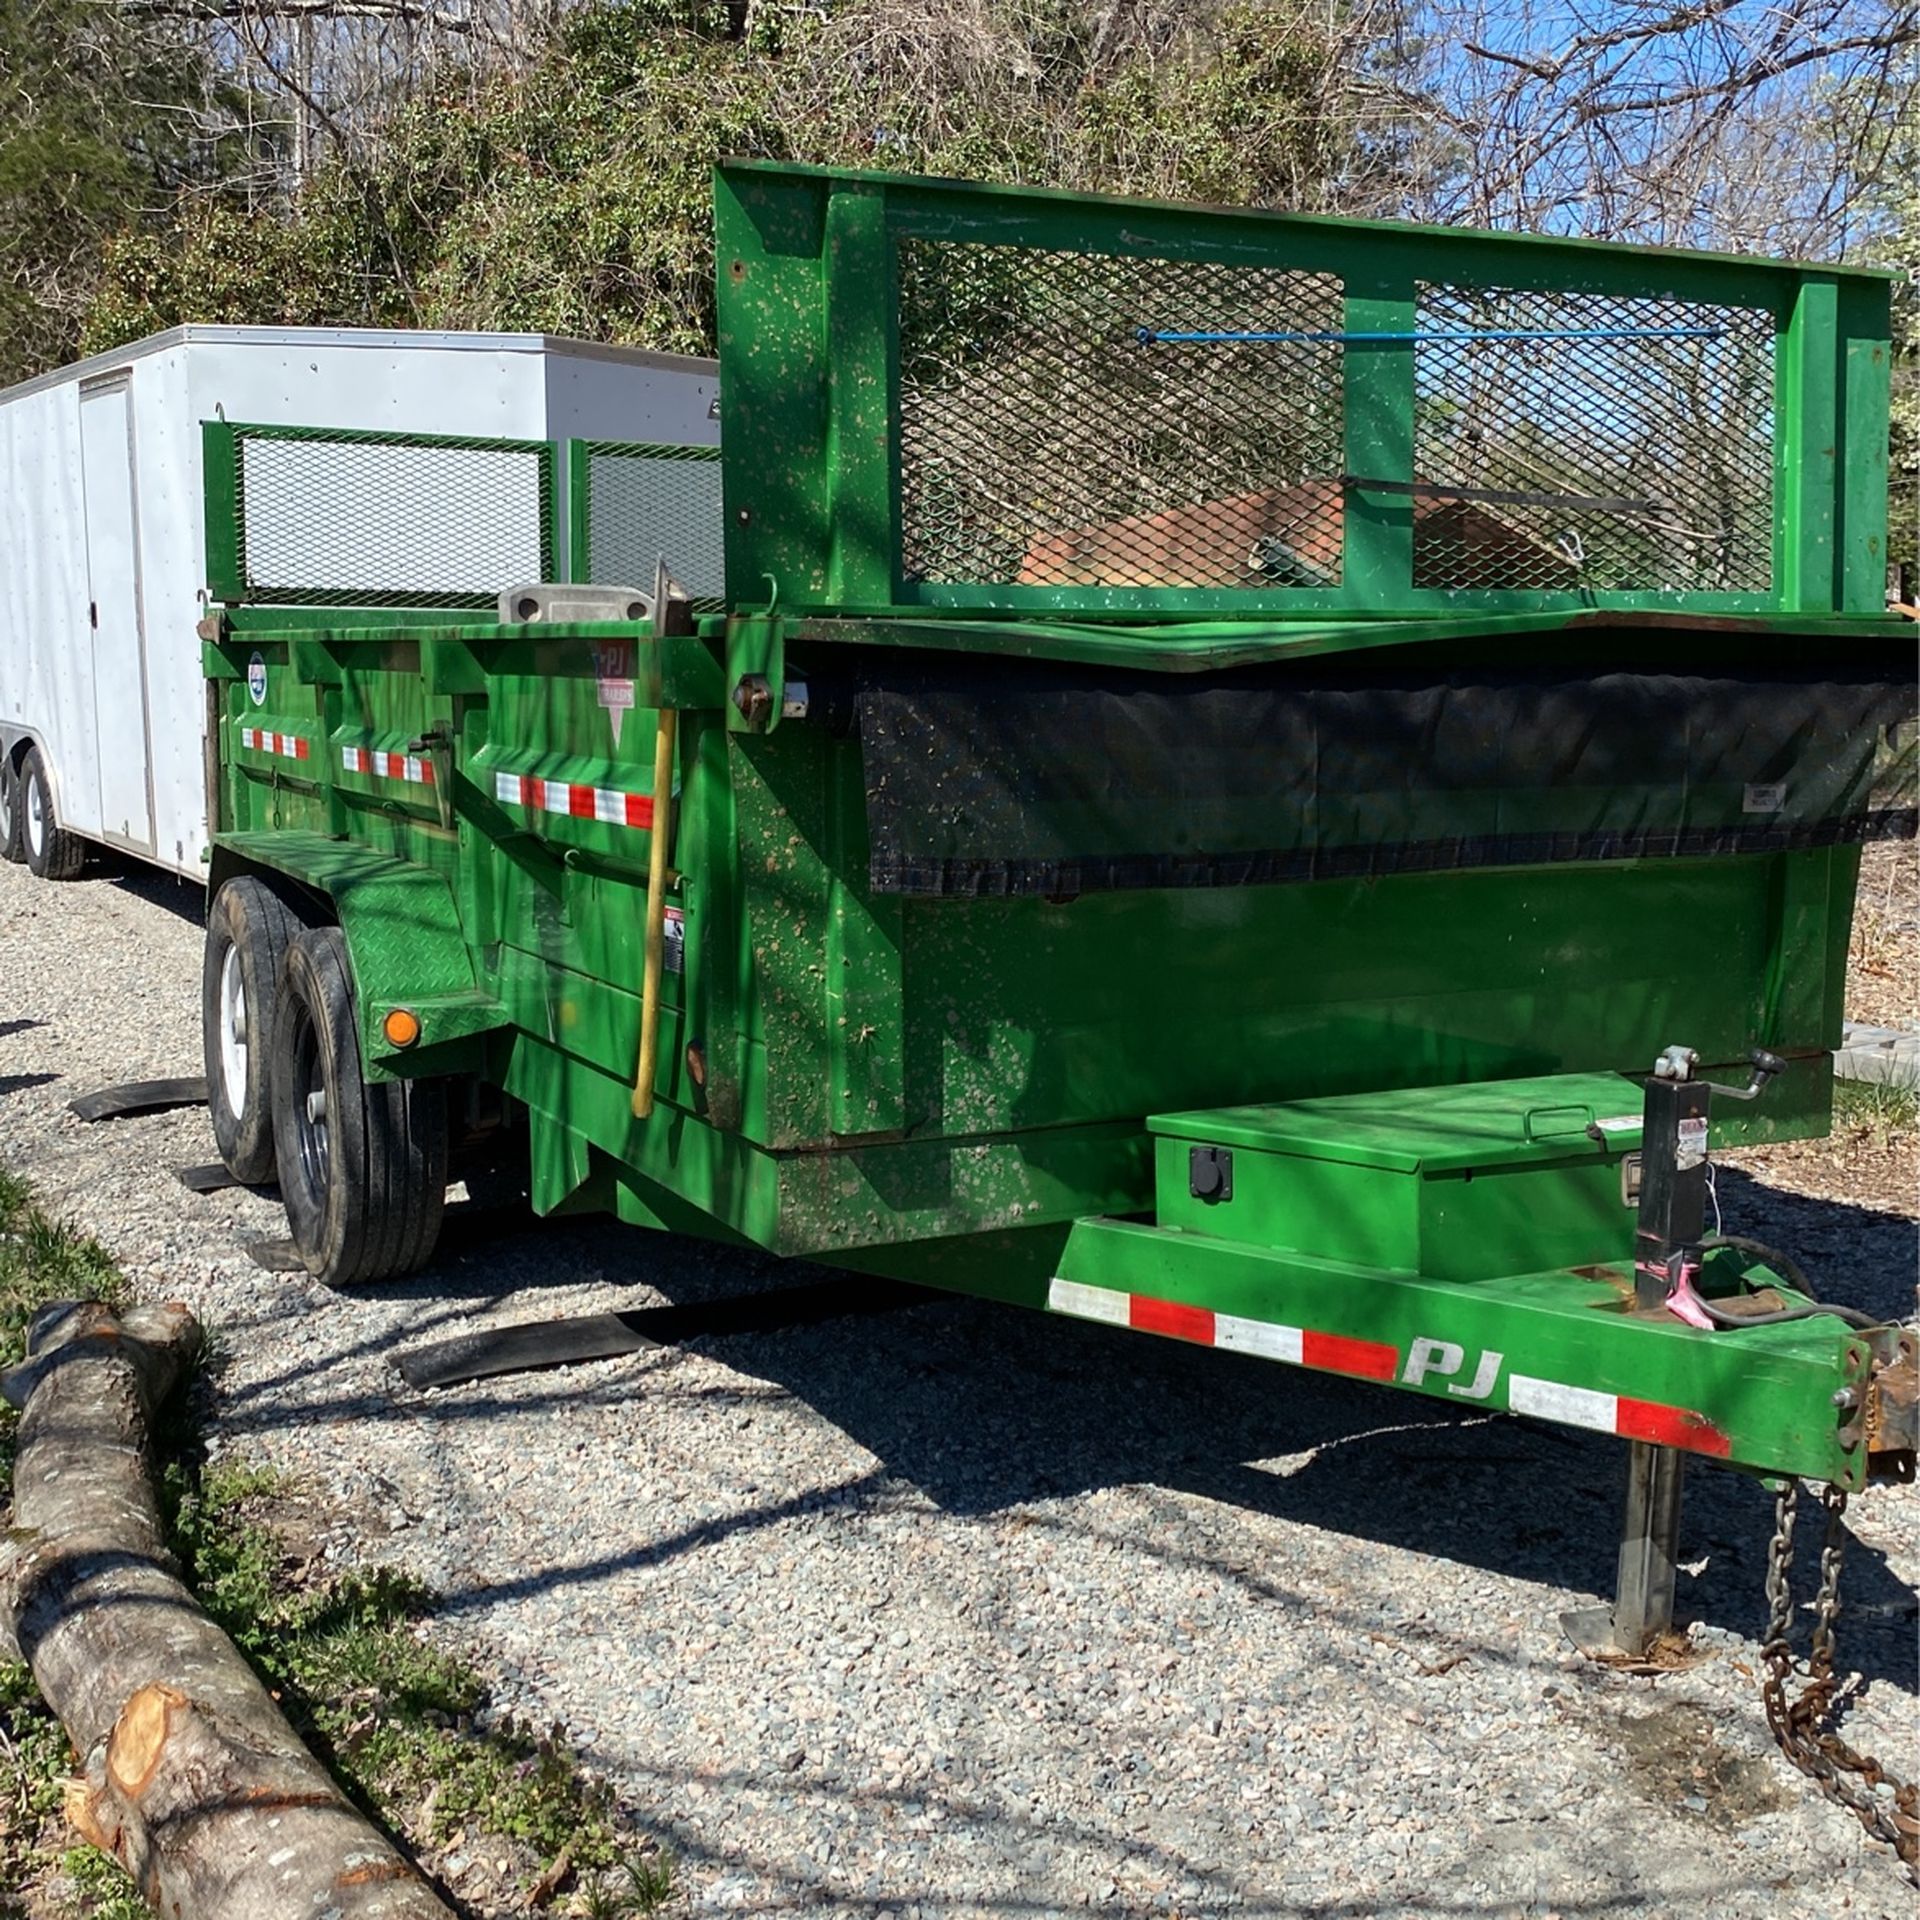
[{"xmin": 1760, "ymin": 1480, "xmax": 1919, "ymax": 1881}]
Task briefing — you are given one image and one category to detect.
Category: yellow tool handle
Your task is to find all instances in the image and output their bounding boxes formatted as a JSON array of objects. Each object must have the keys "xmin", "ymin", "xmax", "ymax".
[{"xmin": 632, "ymin": 705, "xmax": 678, "ymax": 1119}]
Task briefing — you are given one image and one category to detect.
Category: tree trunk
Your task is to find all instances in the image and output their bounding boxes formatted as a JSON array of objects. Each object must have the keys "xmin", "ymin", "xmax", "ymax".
[{"xmin": 1, "ymin": 1300, "xmax": 457, "ymax": 1919}]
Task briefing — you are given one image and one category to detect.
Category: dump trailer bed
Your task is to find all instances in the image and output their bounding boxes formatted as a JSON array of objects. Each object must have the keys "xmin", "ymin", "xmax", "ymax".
[{"xmin": 196, "ymin": 169, "xmax": 1915, "ymax": 1742}]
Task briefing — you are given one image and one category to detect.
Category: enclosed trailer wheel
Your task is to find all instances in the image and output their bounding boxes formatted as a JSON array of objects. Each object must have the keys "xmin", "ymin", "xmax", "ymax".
[
  {"xmin": 269, "ymin": 927, "xmax": 448, "ymax": 1287},
  {"xmin": 203, "ymin": 876, "xmax": 308, "ymax": 1183},
  {"xmin": 0, "ymin": 756, "xmax": 22, "ymax": 864},
  {"xmin": 20, "ymin": 747, "xmax": 84, "ymax": 880}
]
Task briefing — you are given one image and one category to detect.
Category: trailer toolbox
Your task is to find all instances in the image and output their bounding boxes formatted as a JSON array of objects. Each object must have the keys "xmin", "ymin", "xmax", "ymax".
[{"xmin": 1146, "ymin": 1070, "xmax": 1648, "ymax": 1278}]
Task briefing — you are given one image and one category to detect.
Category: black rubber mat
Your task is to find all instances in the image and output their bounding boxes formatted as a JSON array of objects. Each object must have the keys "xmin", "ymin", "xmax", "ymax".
[
  {"xmin": 69, "ymin": 1077, "xmax": 207, "ymax": 1123},
  {"xmin": 245, "ymin": 1239, "xmax": 309, "ymax": 1273},
  {"xmin": 177, "ymin": 1162, "xmax": 270, "ymax": 1195},
  {"xmin": 396, "ymin": 1276, "xmax": 928, "ymax": 1391}
]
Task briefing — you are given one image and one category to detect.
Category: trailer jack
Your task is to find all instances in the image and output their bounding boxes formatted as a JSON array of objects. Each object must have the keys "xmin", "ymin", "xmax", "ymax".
[
  {"xmin": 1560, "ymin": 1440, "xmax": 1689, "ymax": 1661},
  {"xmin": 1556, "ymin": 1045, "xmax": 1920, "ymax": 1875}
]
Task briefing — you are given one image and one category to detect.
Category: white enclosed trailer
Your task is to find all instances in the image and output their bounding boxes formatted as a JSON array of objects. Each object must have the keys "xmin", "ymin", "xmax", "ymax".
[{"xmin": 0, "ymin": 326, "xmax": 718, "ymax": 883}]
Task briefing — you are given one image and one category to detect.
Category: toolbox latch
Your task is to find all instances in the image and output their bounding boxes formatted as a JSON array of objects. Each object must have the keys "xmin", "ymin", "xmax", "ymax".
[{"xmin": 1189, "ymin": 1145, "xmax": 1233, "ymax": 1203}]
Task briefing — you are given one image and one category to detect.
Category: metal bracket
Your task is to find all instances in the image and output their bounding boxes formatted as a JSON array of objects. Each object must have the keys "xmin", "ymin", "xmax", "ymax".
[{"xmin": 499, "ymin": 583, "xmax": 653, "ymax": 625}]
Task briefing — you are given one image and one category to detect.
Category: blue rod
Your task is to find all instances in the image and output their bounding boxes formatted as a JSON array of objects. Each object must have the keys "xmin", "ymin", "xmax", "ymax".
[{"xmin": 1135, "ymin": 326, "xmax": 1724, "ymax": 345}]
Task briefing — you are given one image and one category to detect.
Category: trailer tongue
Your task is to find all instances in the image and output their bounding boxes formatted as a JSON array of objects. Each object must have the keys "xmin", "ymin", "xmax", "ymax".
[
  {"xmin": 1055, "ymin": 1060, "xmax": 1904, "ymax": 1485},
  {"xmin": 197, "ymin": 163, "xmax": 1916, "ymax": 1866}
]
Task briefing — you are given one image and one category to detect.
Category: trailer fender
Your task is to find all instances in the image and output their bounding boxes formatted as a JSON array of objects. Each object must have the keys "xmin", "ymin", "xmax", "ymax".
[
  {"xmin": 1, "ymin": 726, "xmax": 47, "ymax": 794},
  {"xmin": 210, "ymin": 832, "xmax": 506, "ymax": 1074}
]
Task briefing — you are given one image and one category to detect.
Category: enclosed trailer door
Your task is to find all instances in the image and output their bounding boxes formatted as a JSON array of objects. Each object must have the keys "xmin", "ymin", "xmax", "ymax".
[{"xmin": 79, "ymin": 379, "xmax": 153, "ymax": 852}]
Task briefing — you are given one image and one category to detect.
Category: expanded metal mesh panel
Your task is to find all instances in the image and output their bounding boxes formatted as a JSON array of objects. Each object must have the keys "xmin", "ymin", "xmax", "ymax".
[
  {"xmin": 236, "ymin": 430, "xmax": 552, "ymax": 606},
  {"xmin": 1411, "ymin": 287, "xmax": 1776, "ymax": 593},
  {"xmin": 897, "ymin": 239, "xmax": 1344, "ymax": 590},
  {"xmin": 579, "ymin": 443, "xmax": 725, "ymax": 607}
]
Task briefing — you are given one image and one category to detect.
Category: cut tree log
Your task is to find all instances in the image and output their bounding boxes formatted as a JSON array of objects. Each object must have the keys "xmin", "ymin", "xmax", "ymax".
[{"xmin": 1, "ymin": 1299, "xmax": 458, "ymax": 1919}]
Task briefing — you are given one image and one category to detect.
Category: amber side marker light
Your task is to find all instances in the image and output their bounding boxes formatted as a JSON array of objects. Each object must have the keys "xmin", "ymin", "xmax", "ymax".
[{"xmin": 383, "ymin": 1008, "xmax": 422, "ymax": 1049}]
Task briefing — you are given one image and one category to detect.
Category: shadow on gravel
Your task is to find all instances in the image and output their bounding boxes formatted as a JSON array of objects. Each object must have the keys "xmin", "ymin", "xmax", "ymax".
[
  {"xmin": 0, "ymin": 1017, "xmax": 47, "ymax": 1041},
  {"xmin": 0, "ymin": 1070, "xmax": 61, "ymax": 1096},
  {"xmin": 229, "ymin": 1165, "xmax": 1920, "ymax": 1694},
  {"xmin": 602, "ymin": 1751, "xmax": 1814, "ymax": 1920},
  {"xmin": 84, "ymin": 848, "xmax": 208, "ymax": 925}
]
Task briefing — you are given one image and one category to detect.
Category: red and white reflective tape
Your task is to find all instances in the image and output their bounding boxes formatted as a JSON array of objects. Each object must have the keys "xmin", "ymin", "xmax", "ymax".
[
  {"xmin": 1508, "ymin": 1374, "xmax": 1730, "ymax": 1457},
  {"xmin": 238, "ymin": 726, "xmax": 310, "ymax": 762},
  {"xmin": 1048, "ymin": 1279, "xmax": 1731, "ymax": 1456},
  {"xmin": 341, "ymin": 745, "xmax": 434, "ymax": 786},
  {"xmin": 1047, "ymin": 1279, "xmax": 1399, "ymax": 1384},
  {"xmin": 493, "ymin": 769, "xmax": 655, "ymax": 831}
]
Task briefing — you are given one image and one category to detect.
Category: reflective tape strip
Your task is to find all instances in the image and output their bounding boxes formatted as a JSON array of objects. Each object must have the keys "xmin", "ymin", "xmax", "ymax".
[
  {"xmin": 1509, "ymin": 1375, "xmax": 1615, "ymax": 1432},
  {"xmin": 238, "ymin": 727, "xmax": 310, "ymax": 762},
  {"xmin": 1301, "ymin": 1329, "xmax": 1400, "ymax": 1382},
  {"xmin": 1216, "ymin": 1313, "xmax": 1303, "ymax": 1365},
  {"xmin": 1509, "ymin": 1373, "xmax": 1730, "ymax": 1457},
  {"xmin": 494, "ymin": 769, "xmax": 654, "ymax": 831},
  {"xmin": 1046, "ymin": 1280, "xmax": 1396, "ymax": 1384},
  {"xmin": 1048, "ymin": 1278, "xmax": 1128, "ymax": 1326},
  {"xmin": 1047, "ymin": 1285, "xmax": 1728, "ymax": 1451},
  {"xmin": 1615, "ymin": 1396, "xmax": 1732, "ymax": 1456},
  {"xmin": 341, "ymin": 745, "xmax": 433, "ymax": 785},
  {"xmin": 1130, "ymin": 1293, "xmax": 1213, "ymax": 1343}
]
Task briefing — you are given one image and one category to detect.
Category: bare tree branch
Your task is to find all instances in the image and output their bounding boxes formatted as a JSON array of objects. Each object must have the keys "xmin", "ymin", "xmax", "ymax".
[{"xmin": 123, "ymin": 0, "xmax": 524, "ymax": 46}]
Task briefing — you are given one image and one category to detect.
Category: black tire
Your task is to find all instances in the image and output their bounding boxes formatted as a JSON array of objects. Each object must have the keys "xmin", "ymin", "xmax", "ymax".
[
  {"xmin": 21, "ymin": 747, "xmax": 84, "ymax": 880},
  {"xmin": 0, "ymin": 756, "xmax": 22, "ymax": 864},
  {"xmin": 269, "ymin": 927, "xmax": 448, "ymax": 1287},
  {"xmin": 203, "ymin": 876, "xmax": 308, "ymax": 1183}
]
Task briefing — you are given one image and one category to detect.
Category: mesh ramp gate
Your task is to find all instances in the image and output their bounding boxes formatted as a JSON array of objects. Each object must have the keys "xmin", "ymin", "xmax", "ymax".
[
  {"xmin": 1408, "ymin": 285, "xmax": 1775, "ymax": 594},
  {"xmin": 897, "ymin": 244, "xmax": 1345, "ymax": 590},
  {"xmin": 568, "ymin": 441, "xmax": 725, "ymax": 607},
  {"xmin": 205, "ymin": 425, "xmax": 725, "ymax": 612},
  {"xmin": 717, "ymin": 163, "xmax": 1894, "ymax": 621},
  {"xmin": 895, "ymin": 249, "xmax": 1775, "ymax": 599},
  {"xmin": 206, "ymin": 424, "xmax": 559, "ymax": 609}
]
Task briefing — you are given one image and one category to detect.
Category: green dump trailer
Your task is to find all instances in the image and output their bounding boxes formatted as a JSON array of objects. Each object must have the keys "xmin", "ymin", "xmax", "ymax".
[{"xmin": 196, "ymin": 165, "xmax": 1916, "ymax": 1834}]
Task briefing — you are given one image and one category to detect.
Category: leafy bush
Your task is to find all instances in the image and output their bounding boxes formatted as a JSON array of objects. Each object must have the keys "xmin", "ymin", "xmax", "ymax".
[{"xmin": 85, "ymin": 0, "xmax": 1416, "ymax": 358}]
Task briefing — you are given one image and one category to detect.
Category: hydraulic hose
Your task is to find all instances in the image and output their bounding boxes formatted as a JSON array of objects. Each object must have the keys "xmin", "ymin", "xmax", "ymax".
[{"xmin": 1697, "ymin": 1234, "xmax": 1881, "ymax": 1330}]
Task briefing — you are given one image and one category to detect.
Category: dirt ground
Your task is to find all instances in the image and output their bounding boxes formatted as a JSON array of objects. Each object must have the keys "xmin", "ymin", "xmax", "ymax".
[
  {"xmin": 1724, "ymin": 842, "xmax": 1919, "ymax": 1220},
  {"xmin": 1845, "ymin": 841, "xmax": 1919, "ymax": 1034}
]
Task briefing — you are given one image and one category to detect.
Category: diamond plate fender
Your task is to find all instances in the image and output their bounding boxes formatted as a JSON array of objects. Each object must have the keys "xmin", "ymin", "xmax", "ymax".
[{"xmin": 210, "ymin": 831, "xmax": 506, "ymax": 1076}]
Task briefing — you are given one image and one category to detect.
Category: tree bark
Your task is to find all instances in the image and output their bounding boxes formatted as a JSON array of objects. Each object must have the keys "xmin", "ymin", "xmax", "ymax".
[{"xmin": 1, "ymin": 1300, "xmax": 457, "ymax": 1919}]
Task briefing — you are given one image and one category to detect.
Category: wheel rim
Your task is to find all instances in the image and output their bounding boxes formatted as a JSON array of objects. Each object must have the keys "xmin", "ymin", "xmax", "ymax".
[
  {"xmin": 24, "ymin": 775, "xmax": 44, "ymax": 857},
  {"xmin": 290, "ymin": 1005, "xmax": 330, "ymax": 1202},
  {"xmin": 0, "ymin": 772, "xmax": 12, "ymax": 845},
  {"xmin": 218, "ymin": 945, "xmax": 249, "ymax": 1114}
]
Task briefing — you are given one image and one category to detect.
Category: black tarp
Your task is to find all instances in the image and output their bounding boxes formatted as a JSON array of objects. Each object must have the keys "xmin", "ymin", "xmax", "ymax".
[{"xmin": 843, "ymin": 654, "xmax": 1917, "ymax": 897}]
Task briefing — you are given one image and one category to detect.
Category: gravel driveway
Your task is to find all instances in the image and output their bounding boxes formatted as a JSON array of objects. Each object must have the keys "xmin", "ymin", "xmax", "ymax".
[{"xmin": 1, "ymin": 852, "xmax": 1914, "ymax": 1920}]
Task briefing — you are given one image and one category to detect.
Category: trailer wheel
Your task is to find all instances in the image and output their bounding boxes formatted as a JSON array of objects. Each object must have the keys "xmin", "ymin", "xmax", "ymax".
[
  {"xmin": 203, "ymin": 876, "xmax": 307, "ymax": 1183},
  {"xmin": 20, "ymin": 747, "xmax": 84, "ymax": 881},
  {"xmin": 0, "ymin": 757, "xmax": 22, "ymax": 865},
  {"xmin": 269, "ymin": 927, "xmax": 448, "ymax": 1287}
]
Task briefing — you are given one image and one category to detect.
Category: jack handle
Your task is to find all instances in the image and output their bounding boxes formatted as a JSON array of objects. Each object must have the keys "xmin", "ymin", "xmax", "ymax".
[{"xmin": 1703, "ymin": 1046, "xmax": 1788, "ymax": 1103}]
